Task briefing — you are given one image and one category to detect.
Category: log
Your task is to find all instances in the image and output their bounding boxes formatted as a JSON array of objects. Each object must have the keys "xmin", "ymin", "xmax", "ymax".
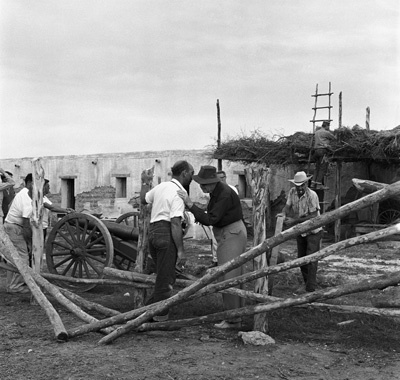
[
  {"xmin": 41, "ymin": 272, "xmax": 152, "ymax": 288},
  {"xmin": 192, "ymin": 223, "xmax": 400, "ymax": 299},
  {"xmin": 70, "ymin": 180, "xmax": 400, "ymax": 343},
  {"xmin": 268, "ymin": 214, "xmax": 284, "ymax": 294},
  {"xmin": 30, "ymin": 159, "xmax": 45, "ymax": 274},
  {"xmin": 137, "ymin": 270, "xmax": 400, "ymax": 332},
  {"xmin": 29, "ymin": 268, "xmax": 116, "ymax": 335},
  {"xmin": 68, "ymin": 222, "xmax": 400, "ymax": 341},
  {"xmin": 353, "ymin": 178, "xmax": 387, "ymax": 194},
  {"xmin": 133, "ymin": 167, "xmax": 154, "ymax": 308},
  {"xmin": 0, "ymin": 225, "xmax": 68, "ymax": 341},
  {"xmin": 245, "ymin": 165, "xmax": 270, "ymax": 333},
  {"xmin": 57, "ymin": 287, "xmax": 121, "ymax": 317}
]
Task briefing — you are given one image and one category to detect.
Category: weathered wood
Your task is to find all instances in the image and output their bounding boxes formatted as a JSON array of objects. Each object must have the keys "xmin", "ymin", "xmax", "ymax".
[
  {"xmin": 268, "ymin": 214, "xmax": 284, "ymax": 294},
  {"xmin": 137, "ymin": 270, "xmax": 400, "ymax": 332},
  {"xmin": 30, "ymin": 268, "xmax": 116, "ymax": 335},
  {"xmin": 41, "ymin": 272, "xmax": 151, "ymax": 288},
  {"xmin": 193, "ymin": 223, "xmax": 400, "ymax": 298},
  {"xmin": 334, "ymin": 161, "xmax": 342, "ymax": 242},
  {"xmin": 245, "ymin": 164, "xmax": 270, "ymax": 332},
  {"xmin": 68, "ymin": 222, "xmax": 400, "ymax": 341},
  {"xmin": 0, "ymin": 225, "xmax": 68, "ymax": 341},
  {"xmin": 30, "ymin": 158, "xmax": 45, "ymax": 304},
  {"xmin": 69, "ymin": 181, "xmax": 400, "ymax": 343},
  {"xmin": 353, "ymin": 178, "xmax": 386, "ymax": 193},
  {"xmin": 58, "ymin": 287, "xmax": 120, "ymax": 317},
  {"xmin": 134, "ymin": 167, "xmax": 154, "ymax": 308}
]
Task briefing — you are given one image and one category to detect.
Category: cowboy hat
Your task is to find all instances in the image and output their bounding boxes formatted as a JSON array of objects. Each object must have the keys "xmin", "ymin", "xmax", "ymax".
[
  {"xmin": 288, "ymin": 171, "xmax": 312, "ymax": 186},
  {"xmin": 192, "ymin": 166, "xmax": 221, "ymax": 185}
]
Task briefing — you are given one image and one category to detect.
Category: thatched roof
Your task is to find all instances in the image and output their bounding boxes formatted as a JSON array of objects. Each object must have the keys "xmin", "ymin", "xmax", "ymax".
[{"xmin": 212, "ymin": 126, "xmax": 400, "ymax": 166}]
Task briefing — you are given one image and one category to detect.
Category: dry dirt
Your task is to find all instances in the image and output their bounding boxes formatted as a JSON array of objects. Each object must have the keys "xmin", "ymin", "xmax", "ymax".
[{"xmin": 1, "ymin": 237, "xmax": 400, "ymax": 380}]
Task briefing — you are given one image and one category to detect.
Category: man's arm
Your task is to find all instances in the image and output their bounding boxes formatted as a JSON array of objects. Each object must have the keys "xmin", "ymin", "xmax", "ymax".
[
  {"xmin": 44, "ymin": 203, "xmax": 74, "ymax": 214},
  {"xmin": 0, "ymin": 169, "xmax": 15, "ymax": 191},
  {"xmin": 22, "ymin": 217, "xmax": 32, "ymax": 243},
  {"xmin": 171, "ymin": 216, "xmax": 185, "ymax": 265}
]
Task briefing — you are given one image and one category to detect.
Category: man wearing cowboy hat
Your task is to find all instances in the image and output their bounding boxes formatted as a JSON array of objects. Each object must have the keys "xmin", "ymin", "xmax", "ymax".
[
  {"xmin": 278, "ymin": 171, "xmax": 323, "ymax": 293},
  {"xmin": 177, "ymin": 165, "xmax": 247, "ymax": 329}
]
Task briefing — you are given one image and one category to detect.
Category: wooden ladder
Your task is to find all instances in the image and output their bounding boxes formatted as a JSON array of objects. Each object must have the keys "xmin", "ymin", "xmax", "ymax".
[
  {"xmin": 309, "ymin": 82, "xmax": 334, "ymax": 215},
  {"xmin": 310, "ymin": 82, "xmax": 333, "ymax": 133}
]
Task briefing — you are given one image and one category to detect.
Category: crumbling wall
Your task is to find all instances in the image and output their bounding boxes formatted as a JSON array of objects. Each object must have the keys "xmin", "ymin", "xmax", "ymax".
[{"xmin": 75, "ymin": 186, "xmax": 116, "ymax": 216}]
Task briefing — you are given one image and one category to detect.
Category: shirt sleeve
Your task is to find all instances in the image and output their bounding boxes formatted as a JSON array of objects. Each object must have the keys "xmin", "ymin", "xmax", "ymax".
[
  {"xmin": 145, "ymin": 187, "xmax": 155, "ymax": 205},
  {"xmin": 308, "ymin": 191, "xmax": 320, "ymax": 212},
  {"xmin": 169, "ymin": 194, "xmax": 185, "ymax": 219}
]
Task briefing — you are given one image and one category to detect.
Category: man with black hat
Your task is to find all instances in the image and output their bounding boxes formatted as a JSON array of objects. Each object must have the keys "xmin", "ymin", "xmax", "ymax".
[
  {"xmin": 177, "ymin": 165, "xmax": 247, "ymax": 329},
  {"xmin": 278, "ymin": 171, "xmax": 322, "ymax": 293},
  {"xmin": 140, "ymin": 160, "xmax": 194, "ymax": 321}
]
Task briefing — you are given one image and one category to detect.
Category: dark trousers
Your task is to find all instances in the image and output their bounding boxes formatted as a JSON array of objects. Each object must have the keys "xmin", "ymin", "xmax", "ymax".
[
  {"xmin": 147, "ymin": 221, "xmax": 177, "ymax": 314},
  {"xmin": 312, "ymin": 148, "xmax": 329, "ymax": 184},
  {"xmin": 296, "ymin": 231, "xmax": 322, "ymax": 292}
]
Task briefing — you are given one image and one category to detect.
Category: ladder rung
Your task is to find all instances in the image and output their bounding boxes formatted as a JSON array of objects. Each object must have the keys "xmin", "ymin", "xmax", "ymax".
[
  {"xmin": 312, "ymin": 106, "xmax": 333, "ymax": 110},
  {"xmin": 310, "ymin": 119, "xmax": 333, "ymax": 123},
  {"xmin": 311, "ymin": 92, "xmax": 334, "ymax": 97}
]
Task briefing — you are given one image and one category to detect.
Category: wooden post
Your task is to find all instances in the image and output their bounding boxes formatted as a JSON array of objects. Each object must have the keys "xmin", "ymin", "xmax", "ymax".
[
  {"xmin": 366, "ymin": 107, "xmax": 370, "ymax": 131},
  {"xmin": 334, "ymin": 161, "xmax": 342, "ymax": 242},
  {"xmin": 244, "ymin": 164, "xmax": 269, "ymax": 332},
  {"xmin": 31, "ymin": 159, "xmax": 45, "ymax": 275},
  {"xmin": 338, "ymin": 92, "xmax": 342, "ymax": 128},
  {"xmin": 134, "ymin": 167, "xmax": 154, "ymax": 308},
  {"xmin": 268, "ymin": 215, "xmax": 284, "ymax": 293},
  {"xmin": 217, "ymin": 99, "xmax": 222, "ymax": 171}
]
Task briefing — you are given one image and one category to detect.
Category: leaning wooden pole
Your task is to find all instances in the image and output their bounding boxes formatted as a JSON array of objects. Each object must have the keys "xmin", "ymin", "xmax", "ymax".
[
  {"xmin": 0, "ymin": 225, "xmax": 68, "ymax": 341},
  {"xmin": 70, "ymin": 180, "xmax": 400, "ymax": 343},
  {"xmin": 137, "ymin": 270, "xmax": 400, "ymax": 332}
]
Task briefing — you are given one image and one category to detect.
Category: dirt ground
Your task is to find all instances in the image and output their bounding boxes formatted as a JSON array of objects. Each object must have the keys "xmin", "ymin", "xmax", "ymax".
[{"xmin": 1, "ymin": 237, "xmax": 400, "ymax": 380}]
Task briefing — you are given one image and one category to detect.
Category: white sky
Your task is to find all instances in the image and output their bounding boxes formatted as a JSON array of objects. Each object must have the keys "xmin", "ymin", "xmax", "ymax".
[{"xmin": 0, "ymin": 0, "xmax": 399, "ymax": 159}]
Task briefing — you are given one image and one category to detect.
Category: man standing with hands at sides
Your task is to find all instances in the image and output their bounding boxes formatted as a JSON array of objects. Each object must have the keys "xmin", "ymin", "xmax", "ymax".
[
  {"xmin": 177, "ymin": 165, "xmax": 247, "ymax": 329},
  {"xmin": 277, "ymin": 171, "xmax": 323, "ymax": 293},
  {"xmin": 140, "ymin": 160, "xmax": 194, "ymax": 322}
]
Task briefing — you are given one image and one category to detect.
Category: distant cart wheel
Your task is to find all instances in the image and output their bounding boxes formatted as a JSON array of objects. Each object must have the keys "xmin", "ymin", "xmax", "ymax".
[
  {"xmin": 378, "ymin": 209, "xmax": 400, "ymax": 225},
  {"xmin": 46, "ymin": 213, "xmax": 114, "ymax": 292},
  {"xmin": 115, "ymin": 211, "xmax": 139, "ymax": 227}
]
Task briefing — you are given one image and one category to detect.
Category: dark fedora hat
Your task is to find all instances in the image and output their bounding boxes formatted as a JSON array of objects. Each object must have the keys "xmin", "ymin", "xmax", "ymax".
[{"xmin": 192, "ymin": 166, "xmax": 221, "ymax": 185}]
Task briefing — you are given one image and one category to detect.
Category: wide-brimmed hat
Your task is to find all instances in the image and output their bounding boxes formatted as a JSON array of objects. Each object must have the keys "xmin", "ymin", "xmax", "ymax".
[
  {"xmin": 192, "ymin": 166, "xmax": 221, "ymax": 185},
  {"xmin": 288, "ymin": 171, "xmax": 312, "ymax": 186}
]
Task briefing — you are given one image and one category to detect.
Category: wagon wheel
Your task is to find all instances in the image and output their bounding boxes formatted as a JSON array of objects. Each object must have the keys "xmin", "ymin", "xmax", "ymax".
[
  {"xmin": 378, "ymin": 209, "xmax": 400, "ymax": 225},
  {"xmin": 113, "ymin": 211, "xmax": 140, "ymax": 271},
  {"xmin": 46, "ymin": 213, "xmax": 114, "ymax": 292},
  {"xmin": 115, "ymin": 211, "xmax": 139, "ymax": 227}
]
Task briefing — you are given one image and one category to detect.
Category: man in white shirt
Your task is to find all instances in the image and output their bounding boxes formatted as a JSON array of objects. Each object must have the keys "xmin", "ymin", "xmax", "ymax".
[
  {"xmin": 140, "ymin": 160, "xmax": 194, "ymax": 321},
  {"xmin": 4, "ymin": 174, "xmax": 34, "ymax": 294}
]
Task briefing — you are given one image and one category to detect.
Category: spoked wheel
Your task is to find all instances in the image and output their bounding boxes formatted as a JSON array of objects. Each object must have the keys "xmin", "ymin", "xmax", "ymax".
[
  {"xmin": 46, "ymin": 213, "xmax": 114, "ymax": 292},
  {"xmin": 113, "ymin": 211, "xmax": 140, "ymax": 271},
  {"xmin": 115, "ymin": 211, "xmax": 139, "ymax": 227},
  {"xmin": 378, "ymin": 209, "xmax": 400, "ymax": 225}
]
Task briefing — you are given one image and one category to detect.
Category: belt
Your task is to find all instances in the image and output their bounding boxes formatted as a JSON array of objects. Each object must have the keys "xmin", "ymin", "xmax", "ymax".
[
  {"xmin": 5, "ymin": 221, "xmax": 23, "ymax": 228},
  {"xmin": 150, "ymin": 220, "xmax": 171, "ymax": 226}
]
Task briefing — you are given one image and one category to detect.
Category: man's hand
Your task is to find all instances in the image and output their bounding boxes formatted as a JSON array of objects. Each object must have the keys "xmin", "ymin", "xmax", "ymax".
[
  {"xmin": 176, "ymin": 249, "xmax": 186, "ymax": 266},
  {"xmin": 283, "ymin": 217, "xmax": 297, "ymax": 228},
  {"xmin": 65, "ymin": 208, "xmax": 75, "ymax": 214},
  {"xmin": 177, "ymin": 189, "xmax": 193, "ymax": 208}
]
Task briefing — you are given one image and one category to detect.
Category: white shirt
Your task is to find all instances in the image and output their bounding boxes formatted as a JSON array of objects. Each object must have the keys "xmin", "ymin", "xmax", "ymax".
[
  {"xmin": 145, "ymin": 179, "xmax": 186, "ymax": 223},
  {"xmin": 5, "ymin": 188, "xmax": 32, "ymax": 226},
  {"xmin": 229, "ymin": 184, "xmax": 239, "ymax": 195},
  {"xmin": 43, "ymin": 196, "xmax": 52, "ymax": 229}
]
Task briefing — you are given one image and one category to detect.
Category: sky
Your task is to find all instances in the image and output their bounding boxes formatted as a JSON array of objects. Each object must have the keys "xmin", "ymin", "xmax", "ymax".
[{"xmin": 0, "ymin": 0, "xmax": 399, "ymax": 159}]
